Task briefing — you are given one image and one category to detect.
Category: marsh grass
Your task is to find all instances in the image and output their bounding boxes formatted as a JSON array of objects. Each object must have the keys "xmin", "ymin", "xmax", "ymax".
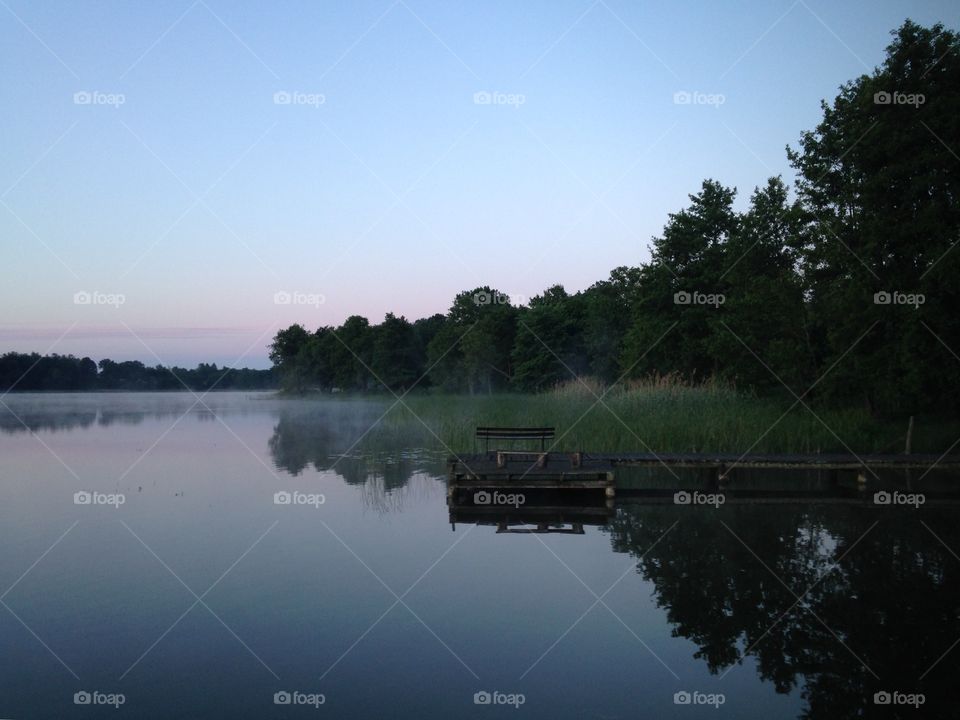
[{"xmin": 356, "ymin": 378, "xmax": 957, "ymax": 455}]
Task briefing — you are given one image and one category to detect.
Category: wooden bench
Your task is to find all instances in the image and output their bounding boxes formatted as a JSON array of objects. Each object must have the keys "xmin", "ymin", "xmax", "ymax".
[{"xmin": 476, "ymin": 426, "xmax": 555, "ymax": 468}]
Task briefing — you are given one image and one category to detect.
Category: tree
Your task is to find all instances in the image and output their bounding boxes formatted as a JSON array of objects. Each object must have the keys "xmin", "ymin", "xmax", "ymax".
[
  {"xmin": 427, "ymin": 288, "xmax": 517, "ymax": 394},
  {"xmin": 371, "ymin": 313, "xmax": 419, "ymax": 391},
  {"xmin": 328, "ymin": 316, "xmax": 373, "ymax": 391},
  {"xmin": 512, "ymin": 285, "xmax": 584, "ymax": 391},
  {"xmin": 269, "ymin": 324, "xmax": 312, "ymax": 392},
  {"xmin": 714, "ymin": 177, "xmax": 812, "ymax": 391},
  {"xmin": 621, "ymin": 180, "xmax": 737, "ymax": 380},
  {"xmin": 787, "ymin": 20, "xmax": 960, "ymax": 414},
  {"xmin": 580, "ymin": 266, "xmax": 643, "ymax": 383}
]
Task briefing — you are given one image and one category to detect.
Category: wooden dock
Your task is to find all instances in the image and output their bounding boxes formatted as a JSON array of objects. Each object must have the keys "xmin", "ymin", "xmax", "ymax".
[
  {"xmin": 592, "ymin": 451, "xmax": 960, "ymax": 471},
  {"xmin": 447, "ymin": 451, "xmax": 616, "ymax": 499},
  {"xmin": 447, "ymin": 450, "xmax": 960, "ymax": 501}
]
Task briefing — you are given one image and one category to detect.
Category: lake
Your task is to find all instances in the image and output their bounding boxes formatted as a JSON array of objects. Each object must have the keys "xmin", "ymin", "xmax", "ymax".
[{"xmin": 0, "ymin": 392, "xmax": 956, "ymax": 719}]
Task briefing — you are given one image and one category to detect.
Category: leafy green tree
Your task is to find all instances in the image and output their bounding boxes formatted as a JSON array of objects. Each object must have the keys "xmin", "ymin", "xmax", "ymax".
[
  {"xmin": 787, "ymin": 20, "xmax": 960, "ymax": 414},
  {"xmin": 621, "ymin": 180, "xmax": 737, "ymax": 380},
  {"xmin": 371, "ymin": 313, "xmax": 420, "ymax": 391},
  {"xmin": 512, "ymin": 285, "xmax": 585, "ymax": 391},
  {"xmin": 412, "ymin": 313, "xmax": 447, "ymax": 384},
  {"xmin": 427, "ymin": 288, "xmax": 517, "ymax": 393},
  {"xmin": 328, "ymin": 315, "xmax": 373, "ymax": 390},
  {"xmin": 580, "ymin": 266, "xmax": 643, "ymax": 383},
  {"xmin": 269, "ymin": 324, "xmax": 312, "ymax": 392},
  {"xmin": 714, "ymin": 177, "xmax": 813, "ymax": 391}
]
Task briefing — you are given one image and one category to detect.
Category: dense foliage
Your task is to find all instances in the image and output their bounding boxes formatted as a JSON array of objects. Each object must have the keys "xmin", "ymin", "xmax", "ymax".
[
  {"xmin": 269, "ymin": 21, "xmax": 959, "ymax": 418},
  {"xmin": 270, "ymin": 22, "xmax": 959, "ymax": 416},
  {"xmin": 0, "ymin": 352, "xmax": 275, "ymax": 391}
]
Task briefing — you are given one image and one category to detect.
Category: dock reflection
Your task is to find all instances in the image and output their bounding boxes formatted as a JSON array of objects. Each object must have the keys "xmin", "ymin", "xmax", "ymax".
[{"xmin": 447, "ymin": 493, "xmax": 614, "ymax": 533}]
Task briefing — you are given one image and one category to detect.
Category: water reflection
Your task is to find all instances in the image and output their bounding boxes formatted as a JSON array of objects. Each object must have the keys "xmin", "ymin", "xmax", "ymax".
[
  {"xmin": 447, "ymin": 494, "xmax": 614, "ymax": 533},
  {"xmin": 0, "ymin": 392, "xmax": 272, "ymax": 434},
  {"xmin": 2, "ymin": 393, "xmax": 959, "ymax": 718},
  {"xmin": 446, "ymin": 485, "xmax": 960, "ymax": 719},
  {"xmin": 267, "ymin": 403, "xmax": 445, "ymax": 486},
  {"xmin": 606, "ymin": 503, "xmax": 960, "ymax": 719}
]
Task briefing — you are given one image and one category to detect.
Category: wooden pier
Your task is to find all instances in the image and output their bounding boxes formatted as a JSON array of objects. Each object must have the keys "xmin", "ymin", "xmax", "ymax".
[
  {"xmin": 447, "ymin": 451, "xmax": 616, "ymax": 500},
  {"xmin": 447, "ymin": 450, "xmax": 960, "ymax": 500},
  {"xmin": 591, "ymin": 451, "xmax": 960, "ymax": 472},
  {"xmin": 446, "ymin": 448, "xmax": 960, "ymax": 534}
]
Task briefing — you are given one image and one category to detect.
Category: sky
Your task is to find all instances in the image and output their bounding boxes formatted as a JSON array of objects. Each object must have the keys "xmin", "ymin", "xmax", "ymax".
[{"xmin": 1, "ymin": 0, "xmax": 955, "ymax": 368}]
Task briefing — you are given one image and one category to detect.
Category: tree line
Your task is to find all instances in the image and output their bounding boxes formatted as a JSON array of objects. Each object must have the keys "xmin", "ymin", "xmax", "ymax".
[
  {"xmin": 0, "ymin": 353, "xmax": 275, "ymax": 391},
  {"xmin": 270, "ymin": 22, "xmax": 959, "ymax": 417}
]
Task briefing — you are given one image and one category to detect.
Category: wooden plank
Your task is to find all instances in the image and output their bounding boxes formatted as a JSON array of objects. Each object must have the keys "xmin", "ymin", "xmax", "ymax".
[
  {"xmin": 592, "ymin": 451, "xmax": 960, "ymax": 468},
  {"xmin": 455, "ymin": 451, "xmax": 960, "ymax": 470}
]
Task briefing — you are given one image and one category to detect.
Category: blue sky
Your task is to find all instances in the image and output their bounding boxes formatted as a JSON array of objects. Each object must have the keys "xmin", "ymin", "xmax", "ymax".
[{"xmin": 1, "ymin": 0, "xmax": 955, "ymax": 368}]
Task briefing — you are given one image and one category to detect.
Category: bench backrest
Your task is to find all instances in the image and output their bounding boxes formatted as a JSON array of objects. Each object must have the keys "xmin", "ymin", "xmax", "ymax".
[
  {"xmin": 476, "ymin": 426, "xmax": 554, "ymax": 451},
  {"xmin": 476, "ymin": 426, "xmax": 555, "ymax": 440}
]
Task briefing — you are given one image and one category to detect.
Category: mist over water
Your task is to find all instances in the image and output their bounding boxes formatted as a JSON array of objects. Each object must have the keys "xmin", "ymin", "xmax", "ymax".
[{"xmin": 0, "ymin": 393, "xmax": 957, "ymax": 718}]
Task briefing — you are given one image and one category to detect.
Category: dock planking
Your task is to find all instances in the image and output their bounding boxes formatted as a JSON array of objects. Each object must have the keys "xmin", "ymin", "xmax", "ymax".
[
  {"xmin": 591, "ymin": 451, "xmax": 960, "ymax": 471},
  {"xmin": 450, "ymin": 451, "xmax": 960, "ymax": 474},
  {"xmin": 447, "ymin": 450, "xmax": 960, "ymax": 499}
]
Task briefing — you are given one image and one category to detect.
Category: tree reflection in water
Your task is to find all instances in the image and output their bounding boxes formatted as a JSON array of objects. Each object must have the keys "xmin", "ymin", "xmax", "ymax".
[
  {"xmin": 268, "ymin": 403, "xmax": 447, "ymax": 512},
  {"xmin": 269, "ymin": 402, "xmax": 960, "ymax": 717},
  {"xmin": 604, "ymin": 503, "xmax": 960, "ymax": 719}
]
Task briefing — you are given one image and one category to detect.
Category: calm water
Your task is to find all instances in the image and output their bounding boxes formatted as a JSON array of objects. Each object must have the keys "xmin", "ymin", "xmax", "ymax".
[{"xmin": 0, "ymin": 392, "xmax": 957, "ymax": 719}]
